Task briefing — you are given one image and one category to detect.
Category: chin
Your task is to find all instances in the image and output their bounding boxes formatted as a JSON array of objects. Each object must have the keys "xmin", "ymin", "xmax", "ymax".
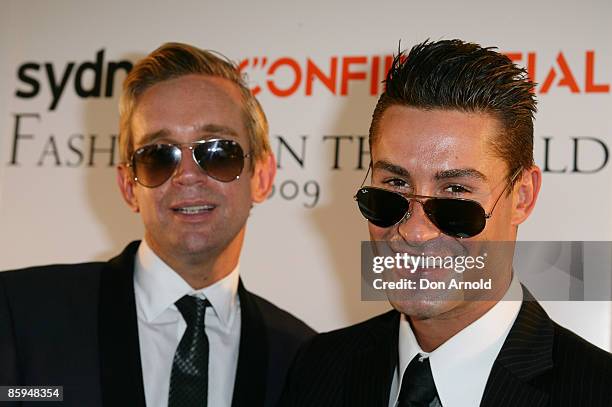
[
  {"xmin": 176, "ymin": 234, "xmax": 221, "ymax": 253},
  {"xmin": 389, "ymin": 295, "xmax": 462, "ymax": 320}
]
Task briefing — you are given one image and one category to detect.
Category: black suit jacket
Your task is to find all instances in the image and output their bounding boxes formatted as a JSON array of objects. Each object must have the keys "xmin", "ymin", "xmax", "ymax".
[
  {"xmin": 280, "ymin": 293, "xmax": 612, "ymax": 406},
  {"xmin": 0, "ymin": 241, "xmax": 315, "ymax": 407}
]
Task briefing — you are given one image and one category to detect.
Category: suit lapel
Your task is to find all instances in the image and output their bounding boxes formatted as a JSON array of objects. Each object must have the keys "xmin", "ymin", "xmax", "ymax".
[
  {"xmin": 345, "ymin": 310, "xmax": 400, "ymax": 407},
  {"xmin": 231, "ymin": 280, "xmax": 268, "ymax": 407},
  {"xmin": 98, "ymin": 241, "xmax": 146, "ymax": 407},
  {"xmin": 481, "ymin": 289, "xmax": 553, "ymax": 407}
]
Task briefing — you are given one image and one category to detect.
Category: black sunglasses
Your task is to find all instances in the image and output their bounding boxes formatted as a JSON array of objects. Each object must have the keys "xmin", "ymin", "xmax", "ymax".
[
  {"xmin": 354, "ymin": 167, "xmax": 522, "ymax": 238},
  {"xmin": 128, "ymin": 139, "xmax": 250, "ymax": 188}
]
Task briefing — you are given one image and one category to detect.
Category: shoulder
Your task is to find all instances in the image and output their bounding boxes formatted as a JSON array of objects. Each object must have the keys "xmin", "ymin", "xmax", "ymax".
[
  {"xmin": 549, "ymin": 321, "xmax": 612, "ymax": 404},
  {"xmin": 1, "ymin": 262, "xmax": 105, "ymax": 294},
  {"xmin": 552, "ymin": 321, "xmax": 612, "ymax": 371},
  {"xmin": 0, "ymin": 263, "xmax": 106, "ymax": 323},
  {"xmin": 0, "ymin": 241, "xmax": 140, "ymax": 296},
  {"xmin": 243, "ymin": 290, "xmax": 316, "ymax": 341},
  {"xmin": 279, "ymin": 310, "xmax": 397, "ymax": 406},
  {"xmin": 293, "ymin": 310, "xmax": 397, "ymax": 371},
  {"xmin": 303, "ymin": 311, "xmax": 399, "ymax": 359}
]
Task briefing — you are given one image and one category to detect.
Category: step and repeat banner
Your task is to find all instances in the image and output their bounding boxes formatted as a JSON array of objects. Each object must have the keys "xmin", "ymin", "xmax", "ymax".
[{"xmin": 1, "ymin": 0, "xmax": 611, "ymax": 350}]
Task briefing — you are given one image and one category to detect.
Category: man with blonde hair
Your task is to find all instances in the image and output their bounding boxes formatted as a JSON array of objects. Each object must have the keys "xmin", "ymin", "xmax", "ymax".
[{"xmin": 0, "ymin": 42, "xmax": 314, "ymax": 407}]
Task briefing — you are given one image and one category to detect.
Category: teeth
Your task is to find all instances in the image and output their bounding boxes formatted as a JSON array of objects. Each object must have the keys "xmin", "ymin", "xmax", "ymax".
[{"xmin": 175, "ymin": 205, "xmax": 214, "ymax": 214}]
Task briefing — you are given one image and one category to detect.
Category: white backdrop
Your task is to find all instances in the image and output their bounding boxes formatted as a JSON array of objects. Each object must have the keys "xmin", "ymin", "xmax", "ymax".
[{"xmin": 1, "ymin": 0, "xmax": 611, "ymax": 350}]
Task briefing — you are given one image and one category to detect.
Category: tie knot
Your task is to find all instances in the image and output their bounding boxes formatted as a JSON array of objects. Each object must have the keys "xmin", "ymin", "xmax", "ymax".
[
  {"xmin": 175, "ymin": 295, "xmax": 210, "ymax": 328},
  {"xmin": 398, "ymin": 354, "xmax": 438, "ymax": 407}
]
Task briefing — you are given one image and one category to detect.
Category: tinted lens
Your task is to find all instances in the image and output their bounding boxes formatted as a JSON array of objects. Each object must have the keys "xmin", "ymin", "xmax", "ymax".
[
  {"xmin": 194, "ymin": 139, "xmax": 245, "ymax": 182},
  {"xmin": 355, "ymin": 187, "xmax": 409, "ymax": 228},
  {"xmin": 132, "ymin": 144, "xmax": 181, "ymax": 187},
  {"xmin": 424, "ymin": 198, "xmax": 486, "ymax": 238}
]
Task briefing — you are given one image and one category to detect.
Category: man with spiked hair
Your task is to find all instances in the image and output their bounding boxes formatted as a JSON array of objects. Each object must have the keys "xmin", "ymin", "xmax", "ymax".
[{"xmin": 280, "ymin": 39, "xmax": 612, "ymax": 407}]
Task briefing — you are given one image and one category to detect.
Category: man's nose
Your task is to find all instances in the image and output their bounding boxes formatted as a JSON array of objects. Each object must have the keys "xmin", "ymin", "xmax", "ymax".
[
  {"xmin": 172, "ymin": 147, "xmax": 208, "ymax": 185},
  {"xmin": 396, "ymin": 199, "xmax": 441, "ymax": 242}
]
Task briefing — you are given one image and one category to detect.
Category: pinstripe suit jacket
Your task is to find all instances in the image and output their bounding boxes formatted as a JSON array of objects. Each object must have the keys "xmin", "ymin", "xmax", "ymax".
[{"xmin": 280, "ymin": 294, "xmax": 612, "ymax": 406}]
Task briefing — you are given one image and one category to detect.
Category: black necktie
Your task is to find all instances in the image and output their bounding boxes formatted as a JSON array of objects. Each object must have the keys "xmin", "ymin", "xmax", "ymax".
[
  {"xmin": 397, "ymin": 354, "xmax": 439, "ymax": 407},
  {"xmin": 168, "ymin": 295, "xmax": 210, "ymax": 407}
]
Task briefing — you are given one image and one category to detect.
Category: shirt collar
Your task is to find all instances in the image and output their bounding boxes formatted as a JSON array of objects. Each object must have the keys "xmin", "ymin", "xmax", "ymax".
[
  {"xmin": 133, "ymin": 240, "xmax": 240, "ymax": 327},
  {"xmin": 396, "ymin": 275, "xmax": 523, "ymax": 407}
]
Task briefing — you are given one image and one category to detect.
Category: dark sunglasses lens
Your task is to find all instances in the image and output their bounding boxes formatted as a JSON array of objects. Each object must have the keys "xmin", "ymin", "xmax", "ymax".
[
  {"xmin": 355, "ymin": 187, "xmax": 409, "ymax": 228},
  {"xmin": 133, "ymin": 145, "xmax": 180, "ymax": 187},
  {"xmin": 194, "ymin": 140, "xmax": 245, "ymax": 182},
  {"xmin": 424, "ymin": 199, "xmax": 486, "ymax": 238}
]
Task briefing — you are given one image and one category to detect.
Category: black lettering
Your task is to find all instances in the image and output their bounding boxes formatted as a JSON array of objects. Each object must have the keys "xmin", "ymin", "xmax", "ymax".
[
  {"xmin": 37, "ymin": 135, "xmax": 61, "ymax": 166},
  {"xmin": 10, "ymin": 113, "xmax": 40, "ymax": 165},
  {"xmin": 572, "ymin": 137, "xmax": 609, "ymax": 173},
  {"xmin": 276, "ymin": 135, "xmax": 307, "ymax": 168},
  {"xmin": 322, "ymin": 135, "xmax": 353, "ymax": 170},
  {"xmin": 75, "ymin": 49, "xmax": 104, "ymax": 98},
  {"xmin": 105, "ymin": 60, "xmax": 133, "ymax": 97},
  {"xmin": 46, "ymin": 62, "xmax": 75, "ymax": 110},
  {"xmin": 88, "ymin": 134, "xmax": 117, "ymax": 167},
  {"xmin": 66, "ymin": 134, "xmax": 84, "ymax": 167},
  {"xmin": 15, "ymin": 63, "xmax": 41, "ymax": 98},
  {"xmin": 303, "ymin": 180, "xmax": 320, "ymax": 208},
  {"xmin": 356, "ymin": 135, "xmax": 370, "ymax": 170},
  {"xmin": 542, "ymin": 137, "xmax": 566, "ymax": 173},
  {"xmin": 280, "ymin": 180, "xmax": 299, "ymax": 200}
]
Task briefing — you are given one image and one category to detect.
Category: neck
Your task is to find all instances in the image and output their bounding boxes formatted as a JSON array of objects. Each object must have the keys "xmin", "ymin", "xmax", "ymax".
[
  {"xmin": 146, "ymin": 228, "xmax": 245, "ymax": 290},
  {"xmin": 409, "ymin": 272, "xmax": 512, "ymax": 352},
  {"xmin": 409, "ymin": 300, "xmax": 498, "ymax": 352}
]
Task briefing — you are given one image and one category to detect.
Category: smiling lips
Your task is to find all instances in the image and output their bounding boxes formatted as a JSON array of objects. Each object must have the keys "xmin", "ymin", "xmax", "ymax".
[{"xmin": 172, "ymin": 204, "xmax": 216, "ymax": 214}]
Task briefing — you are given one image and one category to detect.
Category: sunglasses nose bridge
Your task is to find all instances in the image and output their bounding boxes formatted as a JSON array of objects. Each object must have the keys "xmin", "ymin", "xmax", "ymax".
[
  {"xmin": 171, "ymin": 144, "xmax": 208, "ymax": 183},
  {"xmin": 396, "ymin": 196, "xmax": 441, "ymax": 242}
]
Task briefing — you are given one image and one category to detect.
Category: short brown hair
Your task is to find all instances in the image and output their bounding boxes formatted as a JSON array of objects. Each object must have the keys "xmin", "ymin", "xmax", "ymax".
[
  {"xmin": 119, "ymin": 42, "xmax": 270, "ymax": 168},
  {"xmin": 370, "ymin": 39, "xmax": 537, "ymax": 181}
]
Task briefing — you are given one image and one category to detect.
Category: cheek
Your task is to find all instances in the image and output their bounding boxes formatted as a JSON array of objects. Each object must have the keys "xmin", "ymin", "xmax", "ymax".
[
  {"xmin": 223, "ymin": 181, "xmax": 253, "ymax": 213},
  {"xmin": 134, "ymin": 188, "xmax": 165, "ymax": 218},
  {"xmin": 483, "ymin": 203, "xmax": 514, "ymax": 239},
  {"xmin": 368, "ymin": 223, "xmax": 390, "ymax": 240}
]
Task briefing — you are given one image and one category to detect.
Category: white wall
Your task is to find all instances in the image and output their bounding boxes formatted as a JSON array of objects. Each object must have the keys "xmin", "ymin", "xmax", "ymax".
[{"xmin": 1, "ymin": 0, "xmax": 611, "ymax": 350}]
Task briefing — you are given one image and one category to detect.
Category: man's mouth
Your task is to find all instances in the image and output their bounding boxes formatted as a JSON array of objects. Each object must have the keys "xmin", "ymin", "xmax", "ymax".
[{"xmin": 172, "ymin": 204, "xmax": 216, "ymax": 214}]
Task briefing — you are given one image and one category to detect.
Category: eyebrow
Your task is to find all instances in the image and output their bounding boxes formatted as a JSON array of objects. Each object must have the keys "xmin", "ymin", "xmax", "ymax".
[
  {"xmin": 196, "ymin": 124, "xmax": 240, "ymax": 138},
  {"xmin": 435, "ymin": 168, "xmax": 488, "ymax": 182},
  {"xmin": 137, "ymin": 124, "xmax": 240, "ymax": 147},
  {"xmin": 373, "ymin": 160, "xmax": 411, "ymax": 178},
  {"xmin": 373, "ymin": 160, "xmax": 488, "ymax": 182},
  {"xmin": 138, "ymin": 129, "xmax": 171, "ymax": 147}
]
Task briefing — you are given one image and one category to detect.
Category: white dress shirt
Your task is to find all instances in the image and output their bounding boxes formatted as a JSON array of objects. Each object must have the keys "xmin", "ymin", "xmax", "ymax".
[
  {"xmin": 389, "ymin": 275, "xmax": 523, "ymax": 407},
  {"xmin": 134, "ymin": 240, "xmax": 241, "ymax": 407}
]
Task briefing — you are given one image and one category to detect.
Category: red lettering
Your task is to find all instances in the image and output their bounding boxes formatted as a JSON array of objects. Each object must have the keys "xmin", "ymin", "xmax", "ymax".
[
  {"xmin": 370, "ymin": 56, "xmax": 380, "ymax": 95},
  {"xmin": 526, "ymin": 52, "xmax": 536, "ymax": 86},
  {"xmin": 540, "ymin": 52, "xmax": 580, "ymax": 94},
  {"xmin": 266, "ymin": 58, "xmax": 302, "ymax": 97},
  {"xmin": 505, "ymin": 52, "xmax": 522, "ymax": 63},
  {"xmin": 505, "ymin": 52, "xmax": 536, "ymax": 91},
  {"xmin": 340, "ymin": 56, "xmax": 367, "ymax": 95},
  {"xmin": 306, "ymin": 57, "xmax": 337, "ymax": 95},
  {"xmin": 585, "ymin": 51, "xmax": 610, "ymax": 93},
  {"xmin": 384, "ymin": 55, "xmax": 394, "ymax": 76}
]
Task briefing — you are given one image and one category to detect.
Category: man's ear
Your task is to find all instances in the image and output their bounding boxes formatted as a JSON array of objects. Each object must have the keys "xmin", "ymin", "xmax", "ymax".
[
  {"xmin": 117, "ymin": 164, "xmax": 140, "ymax": 213},
  {"xmin": 250, "ymin": 153, "xmax": 276, "ymax": 203},
  {"xmin": 511, "ymin": 165, "xmax": 542, "ymax": 226}
]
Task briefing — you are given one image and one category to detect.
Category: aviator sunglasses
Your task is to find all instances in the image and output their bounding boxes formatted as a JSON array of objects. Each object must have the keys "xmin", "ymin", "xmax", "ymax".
[
  {"xmin": 354, "ymin": 166, "xmax": 523, "ymax": 238},
  {"xmin": 128, "ymin": 139, "xmax": 250, "ymax": 188}
]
